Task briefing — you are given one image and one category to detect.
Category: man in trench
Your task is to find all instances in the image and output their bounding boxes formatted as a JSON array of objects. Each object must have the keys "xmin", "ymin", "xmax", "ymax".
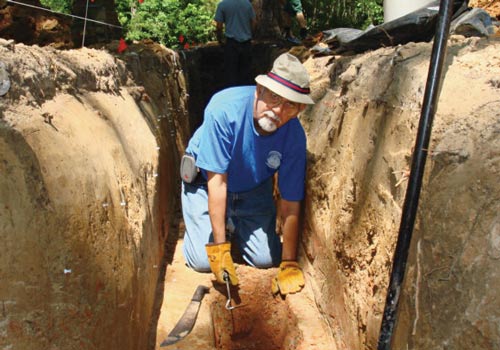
[{"xmin": 181, "ymin": 53, "xmax": 314, "ymax": 295}]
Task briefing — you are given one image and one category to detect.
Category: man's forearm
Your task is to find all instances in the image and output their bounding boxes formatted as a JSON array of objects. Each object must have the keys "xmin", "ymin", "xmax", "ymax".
[
  {"xmin": 280, "ymin": 200, "xmax": 301, "ymax": 261},
  {"xmin": 281, "ymin": 215, "xmax": 299, "ymax": 261},
  {"xmin": 207, "ymin": 171, "xmax": 227, "ymax": 243}
]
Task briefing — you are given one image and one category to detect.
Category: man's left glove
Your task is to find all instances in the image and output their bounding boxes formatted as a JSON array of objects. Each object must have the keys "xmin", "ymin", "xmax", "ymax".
[
  {"xmin": 271, "ymin": 261, "xmax": 305, "ymax": 295},
  {"xmin": 205, "ymin": 242, "xmax": 239, "ymax": 285}
]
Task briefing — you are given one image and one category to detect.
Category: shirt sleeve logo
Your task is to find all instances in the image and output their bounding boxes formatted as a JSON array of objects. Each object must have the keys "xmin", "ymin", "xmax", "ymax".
[{"xmin": 266, "ymin": 151, "xmax": 282, "ymax": 170}]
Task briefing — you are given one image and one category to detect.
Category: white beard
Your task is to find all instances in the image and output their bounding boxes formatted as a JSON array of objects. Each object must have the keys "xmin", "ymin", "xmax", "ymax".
[{"xmin": 257, "ymin": 111, "xmax": 278, "ymax": 133}]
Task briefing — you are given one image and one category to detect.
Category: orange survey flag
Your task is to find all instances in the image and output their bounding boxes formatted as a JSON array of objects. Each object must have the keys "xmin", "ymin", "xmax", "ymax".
[{"xmin": 118, "ymin": 38, "xmax": 128, "ymax": 53}]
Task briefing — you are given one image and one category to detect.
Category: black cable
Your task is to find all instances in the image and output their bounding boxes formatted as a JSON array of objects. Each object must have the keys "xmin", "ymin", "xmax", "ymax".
[{"xmin": 377, "ymin": 0, "xmax": 455, "ymax": 348}]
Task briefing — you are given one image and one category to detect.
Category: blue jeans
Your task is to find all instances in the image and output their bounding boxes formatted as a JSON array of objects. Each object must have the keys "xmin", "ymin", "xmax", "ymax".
[{"xmin": 181, "ymin": 177, "xmax": 282, "ymax": 272}]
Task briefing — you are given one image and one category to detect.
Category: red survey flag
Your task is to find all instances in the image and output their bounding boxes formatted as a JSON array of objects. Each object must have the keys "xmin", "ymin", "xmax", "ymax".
[{"xmin": 118, "ymin": 38, "xmax": 128, "ymax": 53}]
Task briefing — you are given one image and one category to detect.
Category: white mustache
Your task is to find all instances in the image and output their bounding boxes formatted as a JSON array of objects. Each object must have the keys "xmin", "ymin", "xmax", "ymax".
[
  {"xmin": 258, "ymin": 114, "xmax": 278, "ymax": 132},
  {"xmin": 262, "ymin": 110, "xmax": 279, "ymax": 122}
]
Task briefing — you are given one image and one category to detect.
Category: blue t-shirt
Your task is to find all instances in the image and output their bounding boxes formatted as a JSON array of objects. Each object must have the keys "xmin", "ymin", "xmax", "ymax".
[
  {"xmin": 214, "ymin": 0, "xmax": 255, "ymax": 42},
  {"xmin": 186, "ymin": 86, "xmax": 306, "ymax": 201}
]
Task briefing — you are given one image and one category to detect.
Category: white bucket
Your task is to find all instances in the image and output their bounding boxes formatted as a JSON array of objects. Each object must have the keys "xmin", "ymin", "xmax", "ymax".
[{"xmin": 383, "ymin": 0, "xmax": 436, "ymax": 22}]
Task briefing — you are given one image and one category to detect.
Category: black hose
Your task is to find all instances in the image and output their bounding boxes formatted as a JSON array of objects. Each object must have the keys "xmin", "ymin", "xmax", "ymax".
[{"xmin": 377, "ymin": 0, "xmax": 455, "ymax": 349}]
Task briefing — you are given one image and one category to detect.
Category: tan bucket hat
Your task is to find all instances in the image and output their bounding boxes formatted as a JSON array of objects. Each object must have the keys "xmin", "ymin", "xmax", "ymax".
[{"xmin": 255, "ymin": 53, "xmax": 314, "ymax": 105}]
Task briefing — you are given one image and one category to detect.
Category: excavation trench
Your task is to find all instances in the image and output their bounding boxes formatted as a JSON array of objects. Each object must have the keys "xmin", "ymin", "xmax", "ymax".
[
  {"xmin": 1, "ymin": 28, "xmax": 500, "ymax": 350},
  {"xmin": 158, "ymin": 43, "xmax": 322, "ymax": 350},
  {"xmin": 158, "ymin": 36, "xmax": 500, "ymax": 350}
]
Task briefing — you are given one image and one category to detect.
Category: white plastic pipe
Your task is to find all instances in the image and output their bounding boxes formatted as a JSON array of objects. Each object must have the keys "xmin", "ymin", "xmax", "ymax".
[{"xmin": 383, "ymin": 0, "xmax": 436, "ymax": 22}]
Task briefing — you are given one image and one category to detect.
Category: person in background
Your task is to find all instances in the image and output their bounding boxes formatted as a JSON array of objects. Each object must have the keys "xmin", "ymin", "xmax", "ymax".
[
  {"xmin": 281, "ymin": 0, "xmax": 309, "ymax": 44},
  {"xmin": 214, "ymin": 0, "xmax": 256, "ymax": 88},
  {"xmin": 180, "ymin": 53, "xmax": 315, "ymax": 296}
]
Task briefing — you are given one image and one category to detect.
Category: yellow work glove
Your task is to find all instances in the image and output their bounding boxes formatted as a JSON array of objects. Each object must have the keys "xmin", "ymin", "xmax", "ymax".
[
  {"xmin": 205, "ymin": 242, "xmax": 239, "ymax": 285},
  {"xmin": 271, "ymin": 261, "xmax": 305, "ymax": 295}
]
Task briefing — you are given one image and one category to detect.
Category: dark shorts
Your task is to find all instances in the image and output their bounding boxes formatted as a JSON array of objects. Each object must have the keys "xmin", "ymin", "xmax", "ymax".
[{"xmin": 284, "ymin": 0, "xmax": 303, "ymax": 15}]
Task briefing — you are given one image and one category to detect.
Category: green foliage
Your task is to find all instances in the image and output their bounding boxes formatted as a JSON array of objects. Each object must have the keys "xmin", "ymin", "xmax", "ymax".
[
  {"xmin": 116, "ymin": 0, "xmax": 218, "ymax": 48},
  {"xmin": 355, "ymin": 0, "xmax": 384, "ymax": 28},
  {"xmin": 303, "ymin": 0, "xmax": 384, "ymax": 32},
  {"xmin": 40, "ymin": 0, "xmax": 72, "ymax": 14},
  {"xmin": 116, "ymin": 0, "xmax": 383, "ymax": 47},
  {"xmin": 39, "ymin": 0, "xmax": 384, "ymax": 48}
]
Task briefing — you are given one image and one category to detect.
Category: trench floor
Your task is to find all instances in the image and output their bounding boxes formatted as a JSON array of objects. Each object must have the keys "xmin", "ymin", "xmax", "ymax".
[
  {"xmin": 155, "ymin": 239, "xmax": 214, "ymax": 349},
  {"xmin": 155, "ymin": 239, "xmax": 336, "ymax": 350}
]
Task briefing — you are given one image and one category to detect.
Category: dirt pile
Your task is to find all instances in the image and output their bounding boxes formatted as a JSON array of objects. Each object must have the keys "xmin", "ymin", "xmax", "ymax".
[
  {"xmin": 471, "ymin": 0, "xmax": 500, "ymax": 19},
  {"xmin": 0, "ymin": 0, "xmax": 73, "ymax": 48},
  {"xmin": 0, "ymin": 0, "xmax": 122, "ymax": 48}
]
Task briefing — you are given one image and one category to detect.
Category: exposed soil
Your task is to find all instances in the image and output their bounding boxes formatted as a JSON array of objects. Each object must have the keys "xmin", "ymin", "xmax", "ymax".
[
  {"xmin": 470, "ymin": 0, "xmax": 500, "ymax": 19},
  {"xmin": 1, "ymin": 2, "xmax": 499, "ymax": 350},
  {"xmin": 303, "ymin": 35, "xmax": 500, "ymax": 349},
  {"xmin": 210, "ymin": 266, "xmax": 300, "ymax": 350},
  {"xmin": 156, "ymin": 233, "xmax": 334, "ymax": 350},
  {"xmin": 0, "ymin": 39, "xmax": 188, "ymax": 350}
]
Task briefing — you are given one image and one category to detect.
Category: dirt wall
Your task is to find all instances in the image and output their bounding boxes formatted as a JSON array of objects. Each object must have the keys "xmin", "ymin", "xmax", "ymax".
[
  {"xmin": 300, "ymin": 36, "xmax": 500, "ymax": 349},
  {"xmin": 1, "ymin": 29, "xmax": 499, "ymax": 350},
  {"xmin": 0, "ymin": 40, "xmax": 189, "ymax": 349},
  {"xmin": 393, "ymin": 39, "xmax": 500, "ymax": 350}
]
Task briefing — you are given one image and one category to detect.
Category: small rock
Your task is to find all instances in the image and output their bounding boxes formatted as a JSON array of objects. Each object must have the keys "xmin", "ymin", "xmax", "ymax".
[{"xmin": 0, "ymin": 61, "xmax": 11, "ymax": 96}]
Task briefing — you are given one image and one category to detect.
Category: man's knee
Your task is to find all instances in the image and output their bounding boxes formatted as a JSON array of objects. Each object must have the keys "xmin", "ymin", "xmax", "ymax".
[
  {"xmin": 242, "ymin": 250, "xmax": 280, "ymax": 268},
  {"xmin": 189, "ymin": 262, "xmax": 212, "ymax": 273},
  {"xmin": 184, "ymin": 254, "xmax": 211, "ymax": 273},
  {"xmin": 182, "ymin": 240, "xmax": 212, "ymax": 272}
]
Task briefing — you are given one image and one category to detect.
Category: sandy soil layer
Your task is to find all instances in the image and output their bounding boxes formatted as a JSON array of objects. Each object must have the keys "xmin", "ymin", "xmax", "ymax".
[{"xmin": 470, "ymin": 0, "xmax": 500, "ymax": 18}]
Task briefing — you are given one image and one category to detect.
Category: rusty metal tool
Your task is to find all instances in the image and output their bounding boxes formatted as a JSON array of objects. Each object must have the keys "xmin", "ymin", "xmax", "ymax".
[
  {"xmin": 222, "ymin": 271, "xmax": 246, "ymax": 311},
  {"xmin": 223, "ymin": 271, "xmax": 236, "ymax": 310},
  {"xmin": 160, "ymin": 285, "xmax": 209, "ymax": 346}
]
